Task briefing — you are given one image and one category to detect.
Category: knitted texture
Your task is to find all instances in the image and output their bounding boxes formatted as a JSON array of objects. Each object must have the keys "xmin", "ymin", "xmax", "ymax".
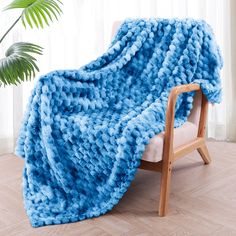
[{"xmin": 16, "ymin": 18, "xmax": 222, "ymax": 227}]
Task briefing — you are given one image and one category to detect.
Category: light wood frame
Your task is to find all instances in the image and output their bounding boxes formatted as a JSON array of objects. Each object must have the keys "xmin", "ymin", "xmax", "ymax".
[{"xmin": 138, "ymin": 83, "xmax": 211, "ymax": 216}]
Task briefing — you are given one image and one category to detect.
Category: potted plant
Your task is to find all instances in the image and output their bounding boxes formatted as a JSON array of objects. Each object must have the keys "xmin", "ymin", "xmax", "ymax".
[{"xmin": 0, "ymin": 0, "xmax": 63, "ymax": 86}]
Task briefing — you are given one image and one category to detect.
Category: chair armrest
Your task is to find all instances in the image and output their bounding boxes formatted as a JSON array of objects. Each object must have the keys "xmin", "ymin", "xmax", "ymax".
[
  {"xmin": 168, "ymin": 84, "xmax": 201, "ymax": 97},
  {"xmin": 163, "ymin": 83, "xmax": 208, "ymax": 161}
]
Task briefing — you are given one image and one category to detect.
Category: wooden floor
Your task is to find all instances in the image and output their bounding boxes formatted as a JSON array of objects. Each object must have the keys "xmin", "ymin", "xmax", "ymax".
[{"xmin": 0, "ymin": 141, "xmax": 236, "ymax": 236}]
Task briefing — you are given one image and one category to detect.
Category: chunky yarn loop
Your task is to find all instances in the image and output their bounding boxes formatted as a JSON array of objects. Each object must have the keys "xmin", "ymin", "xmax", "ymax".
[{"xmin": 16, "ymin": 18, "xmax": 222, "ymax": 227}]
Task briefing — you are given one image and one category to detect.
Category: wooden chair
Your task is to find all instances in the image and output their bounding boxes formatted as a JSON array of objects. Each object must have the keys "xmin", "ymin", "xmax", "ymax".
[
  {"xmin": 140, "ymin": 85, "xmax": 210, "ymax": 216},
  {"xmin": 112, "ymin": 22, "xmax": 211, "ymax": 216}
]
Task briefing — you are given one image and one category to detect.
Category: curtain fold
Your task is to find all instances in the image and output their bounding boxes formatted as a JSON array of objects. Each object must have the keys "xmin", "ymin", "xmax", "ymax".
[
  {"xmin": 228, "ymin": 0, "xmax": 236, "ymax": 141},
  {"xmin": 0, "ymin": 0, "xmax": 235, "ymax": 155}
]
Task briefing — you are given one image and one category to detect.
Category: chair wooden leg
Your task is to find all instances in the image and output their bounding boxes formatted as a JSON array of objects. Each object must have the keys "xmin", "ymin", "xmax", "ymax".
[
  {"xmin": 197, "ymin": 143, "xmax": 211, "ymax": 164},
  {"xmin": 158, "ymin": 160, "xmax": 172, "ymax": 216}
]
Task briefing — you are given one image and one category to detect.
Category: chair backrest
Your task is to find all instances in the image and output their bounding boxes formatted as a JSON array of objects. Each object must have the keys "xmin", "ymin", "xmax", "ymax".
[{"xmin": 111, "ymin": 21, "xmax": 201, "ymax": 126}]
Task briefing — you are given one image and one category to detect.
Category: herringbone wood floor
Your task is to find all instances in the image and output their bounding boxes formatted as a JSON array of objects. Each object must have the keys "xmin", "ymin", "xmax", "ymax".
[{"xmin": 0, "ymin": 141, "xmax": 236, "ymax": 236}]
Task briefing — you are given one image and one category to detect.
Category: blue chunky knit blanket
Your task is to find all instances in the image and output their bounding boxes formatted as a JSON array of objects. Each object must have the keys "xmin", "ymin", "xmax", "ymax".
[{"xmin": 16, "ymin": 18, "xmax": 222, "ymax": 227}]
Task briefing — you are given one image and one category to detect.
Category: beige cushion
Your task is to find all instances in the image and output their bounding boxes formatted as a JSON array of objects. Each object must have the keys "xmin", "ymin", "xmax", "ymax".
[
  {"xmin": 111, "ymin": 21, "xmax": 202, "ymax": 163},
  {"xmin": 142, "ymin": 121, "xmax": 198, "ymax": 162},
  {"xmin": 142, "ymin": 92, "xmax": 202, "ymax": 162}
]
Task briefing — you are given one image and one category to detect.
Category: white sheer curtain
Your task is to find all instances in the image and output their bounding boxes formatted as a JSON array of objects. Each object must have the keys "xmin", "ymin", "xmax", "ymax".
[{"xmin": 0, "ymin": 0, "xmax": 235, "ymax": 154}]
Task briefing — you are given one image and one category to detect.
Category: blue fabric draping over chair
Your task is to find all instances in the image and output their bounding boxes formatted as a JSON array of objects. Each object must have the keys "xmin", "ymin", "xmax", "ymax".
[{"xmin": 16, "ymin": 18, "xmax": 222, "ymax": 227}]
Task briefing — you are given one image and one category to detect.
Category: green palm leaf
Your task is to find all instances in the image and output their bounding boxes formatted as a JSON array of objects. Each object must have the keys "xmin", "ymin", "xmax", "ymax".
[
  {"xmin": 4, "ymin": 0, "xmax": 63, "ymax": 28},
  {"xmin": 0, "ymin": 42, "xmax": 43, "ymax": 86}
]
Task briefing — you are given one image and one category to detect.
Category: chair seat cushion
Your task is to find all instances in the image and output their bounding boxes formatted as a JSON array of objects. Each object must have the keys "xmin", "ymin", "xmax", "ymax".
[{"xmin": 142, "ymin": 121, "xmax": 198, "ymax": 162}]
